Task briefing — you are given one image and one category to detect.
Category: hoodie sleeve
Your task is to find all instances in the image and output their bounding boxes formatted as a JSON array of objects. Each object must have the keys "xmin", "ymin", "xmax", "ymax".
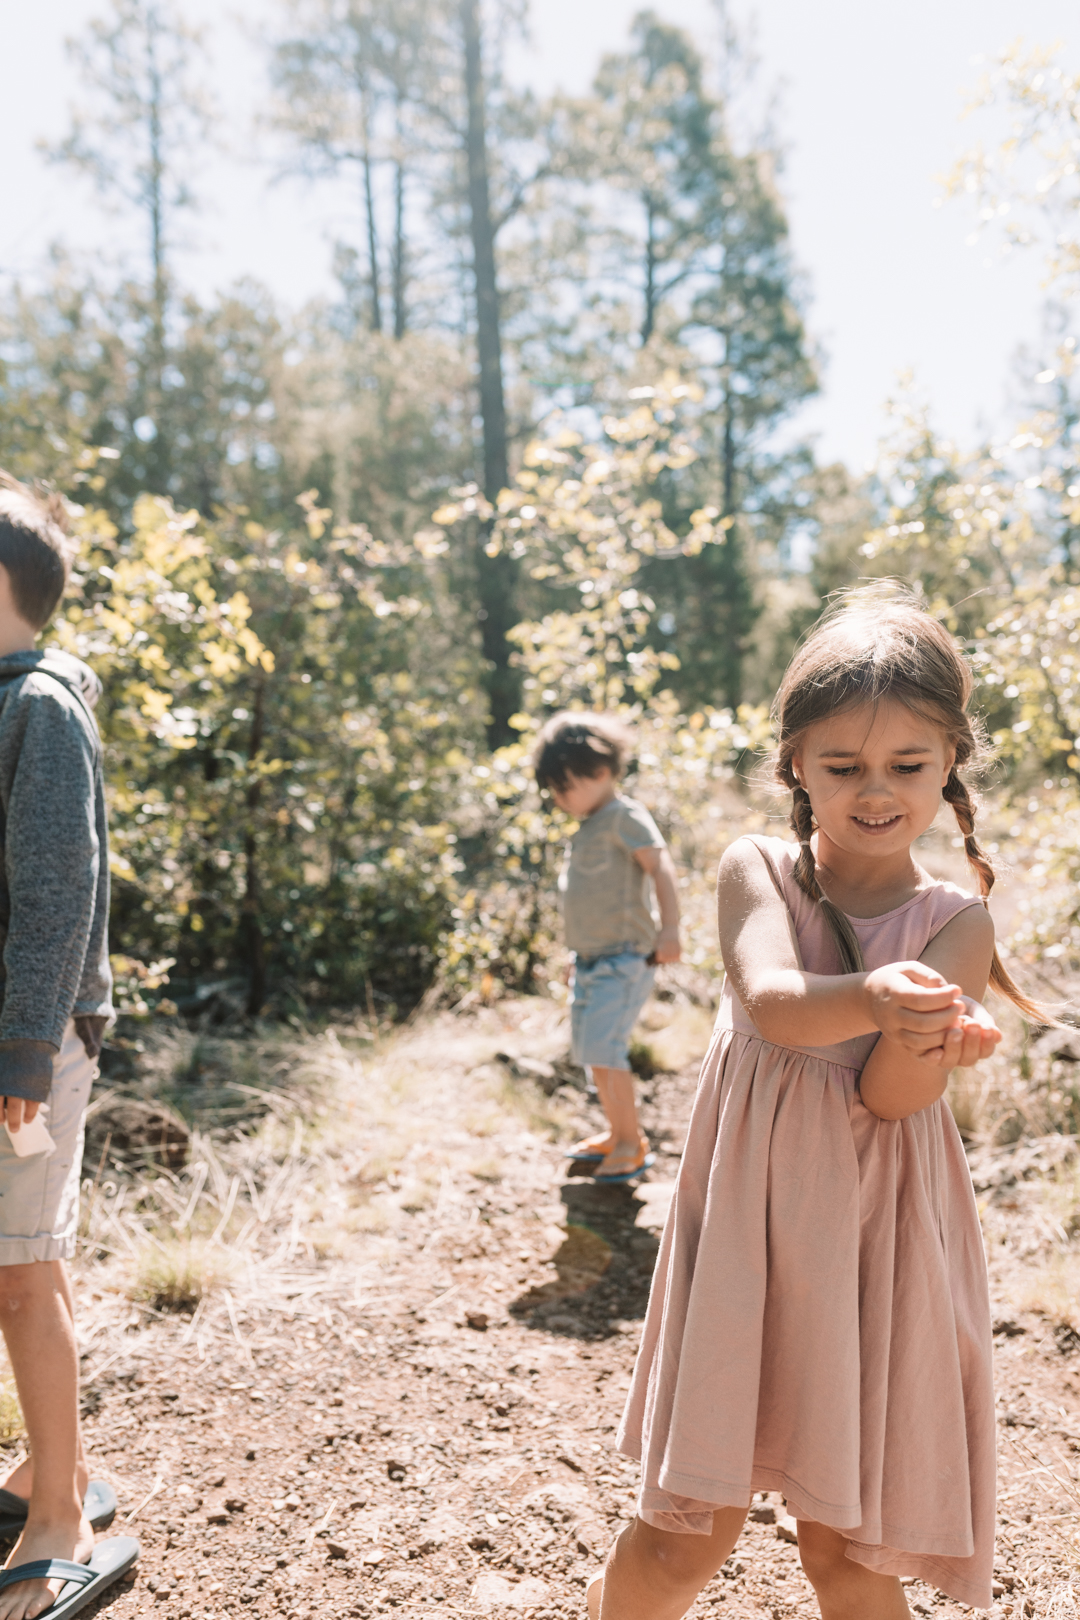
[{"xmin": 0, "ymin": 682, "xmax": 101, "ymax": 1101}]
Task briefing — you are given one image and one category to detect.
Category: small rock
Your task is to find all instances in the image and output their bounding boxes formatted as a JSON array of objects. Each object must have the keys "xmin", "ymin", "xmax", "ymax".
[
  {"xmin": 283, "ymin": 1493, "xmax": 302, "ymax": 1510},
  {"xmin": 326, "ymin": 1543, "xmax": 349, "ymax": 1560},
  {"xmin": 472, "ymin": 1573, "xmax": 550, "ymax": 1611},
  {"xmin": 466, "ymin": 1311, "xmax": 489, "ymax": 1331},
  {"xmin": 205, "ymin": 1508, "xmax": 229, "ymax": 1526},
  {"xmin": 386, "ymin": 1459, "xmax": 407, "ymax": 1481},
  {"xmin": 749, "ymin": 1504, "xmax": 776, "ymax": 1524},
  {"xmin": 557, "ymin": 1452, "xmax": 584, "ymax": 1473},
  {"xmin": 776, "ymin": 1515, "xmax": 798, "ymax": 1544},
  {"xmin": 992, "ymin": 1319, "xmax": 1026, "ymax": 1338},
  {"xmin": 361, "ymin": 1549, "xmax": 384, "ymax": 1566},
  {"xmin": 206, "ymin": 1474, "xmax": 226, "ymax": 1489},
  {"xmin": 225, "ymin": 1497, "xmax": 247, "ymax": 1512}
]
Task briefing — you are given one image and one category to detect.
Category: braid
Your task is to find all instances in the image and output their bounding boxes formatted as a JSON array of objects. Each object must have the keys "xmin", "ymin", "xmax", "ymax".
[
  {"xmin": 941, "ymin": 770, "xmax": 995, "ymax": 898},
  {"xmin": 942, "ymin": 768, "xmax": 1048, "ymax": 1022},
  {"xmin": 788, "ymin": 785, "xmax": 866, "ymax": 976}
]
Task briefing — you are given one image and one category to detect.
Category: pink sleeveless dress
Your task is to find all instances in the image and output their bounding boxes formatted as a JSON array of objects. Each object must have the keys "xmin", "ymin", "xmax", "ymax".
[{"xmin": 618, "ymin": 836, "xmax": 995, "ymax": 1608}]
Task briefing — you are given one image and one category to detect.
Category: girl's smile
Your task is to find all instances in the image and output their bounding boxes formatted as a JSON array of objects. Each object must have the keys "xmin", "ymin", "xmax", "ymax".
[{"xmin": 793, "ymin": 698, "xmax": 954, "ymax": 903}]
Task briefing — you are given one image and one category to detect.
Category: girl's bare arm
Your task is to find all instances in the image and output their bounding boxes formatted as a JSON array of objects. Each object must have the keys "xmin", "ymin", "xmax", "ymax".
[
  {"xmin": 859, "ymin": 905, "xmax": 1000, "ymax": 1120},
  {"xmin": 718, "ymin": 839, "xmax": 968, "ymax": 1050}
]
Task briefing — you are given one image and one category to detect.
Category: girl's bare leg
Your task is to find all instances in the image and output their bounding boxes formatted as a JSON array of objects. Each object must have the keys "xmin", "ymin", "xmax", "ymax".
[
  {"xmin": 798, "ymin": 1521, "xmax": 911, "ymax": 1620},
  {"xmin": 588, "ymin": 1508, "xmax": 747, "ymax": 1620}
]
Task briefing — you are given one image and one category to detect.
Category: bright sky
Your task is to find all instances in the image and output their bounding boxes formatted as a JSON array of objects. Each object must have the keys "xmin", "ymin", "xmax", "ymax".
[{"xmin": 1, "ymin": 0, "xmax": 1076, "ymax": 472}]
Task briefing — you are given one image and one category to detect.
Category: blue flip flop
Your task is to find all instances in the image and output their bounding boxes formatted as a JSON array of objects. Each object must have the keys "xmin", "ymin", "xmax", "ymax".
[
  {"xmin": 0, "ymin": 1480, "xmax": 117, "ymax": 1539},
  {"xmin": 564, "ymin": 1148, "xmax": 606, "ymax": 1163},
  {"xmin": 0, "ymin": 1535, "xmax": 139, "ymax": 1619},
  {"xmin": 593, "ymin": 1151, "xmax": 655, "ymax": 1185}
]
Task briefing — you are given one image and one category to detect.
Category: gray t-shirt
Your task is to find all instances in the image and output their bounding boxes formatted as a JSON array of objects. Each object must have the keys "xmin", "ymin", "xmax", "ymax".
[{"xmin": 558, "ymin": 794, "xmax": 666, "ymax": 959}]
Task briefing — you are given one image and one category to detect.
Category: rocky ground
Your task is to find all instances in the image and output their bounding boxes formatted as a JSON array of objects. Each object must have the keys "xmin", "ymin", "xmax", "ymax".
[{"xmin": 23, "ymin": 995, "xmax": 1080, "ymax": 1620}]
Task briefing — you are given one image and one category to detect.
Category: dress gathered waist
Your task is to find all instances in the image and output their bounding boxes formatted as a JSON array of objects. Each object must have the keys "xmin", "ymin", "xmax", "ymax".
[{"xmin": 716, "ymin": 979, "xmax": 879, "ymax": 1073}]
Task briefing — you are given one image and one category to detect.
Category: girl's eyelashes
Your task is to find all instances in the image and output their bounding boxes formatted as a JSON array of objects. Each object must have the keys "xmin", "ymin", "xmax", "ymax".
[{"xmin": 822, "ymin": 762, "xmax": 926, "ymax": 778}]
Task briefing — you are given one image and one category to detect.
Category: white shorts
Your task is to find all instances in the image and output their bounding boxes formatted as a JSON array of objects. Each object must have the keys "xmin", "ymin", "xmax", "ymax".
[{"xmin": 0, "ymin": 1022, "xmax": 93, "ymax": 1265}]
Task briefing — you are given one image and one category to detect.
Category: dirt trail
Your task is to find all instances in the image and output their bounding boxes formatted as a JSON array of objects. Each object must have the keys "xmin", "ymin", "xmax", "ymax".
[{"xmin": 45, "ymin": 999, "xmax": 1080, "ymax": 1620}]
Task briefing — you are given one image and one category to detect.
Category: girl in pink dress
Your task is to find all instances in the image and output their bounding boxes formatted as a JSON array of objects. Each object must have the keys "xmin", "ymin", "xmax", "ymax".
[{"xmin": 589, "ymin": 590, "xmax": 1044, "ymax": 1620}]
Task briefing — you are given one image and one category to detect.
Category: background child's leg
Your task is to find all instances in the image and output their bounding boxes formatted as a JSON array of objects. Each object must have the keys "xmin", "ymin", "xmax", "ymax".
[
  {"xmin": 0, "ymin": 1262, "xmax": 88, "ymax": 1504},
  {"xmin": 797, "ymin": 1521, "xmax": 910, "ymax": 1620},
  {"xmin": 589, "ymin": 1508, "xmax": 747, "ymax": 1620},
  {"xmin": 591, "ymin": 1067, "xmax": 647, "ymax": 1173},
  {"xmin": 0, "ymin": 1260, "xmax": 92, "ymax": 1620}
]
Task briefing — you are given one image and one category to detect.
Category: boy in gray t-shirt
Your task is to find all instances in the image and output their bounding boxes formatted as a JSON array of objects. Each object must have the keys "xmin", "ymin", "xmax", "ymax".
[{"xmin": 534, "ymin": 711, "xmax": 681, "ymax": 1183}]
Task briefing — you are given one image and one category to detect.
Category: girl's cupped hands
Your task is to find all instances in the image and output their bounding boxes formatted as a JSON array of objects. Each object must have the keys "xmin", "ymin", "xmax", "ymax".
[{"xmin": 864, "ymin": 962, "xmax": 1003, "ymax": 1066}]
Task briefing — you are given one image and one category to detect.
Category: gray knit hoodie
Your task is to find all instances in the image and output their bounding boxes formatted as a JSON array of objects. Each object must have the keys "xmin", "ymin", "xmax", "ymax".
[{"xmin": 0, "ymin": 649, "xmax": 112, "ymax": 1102}]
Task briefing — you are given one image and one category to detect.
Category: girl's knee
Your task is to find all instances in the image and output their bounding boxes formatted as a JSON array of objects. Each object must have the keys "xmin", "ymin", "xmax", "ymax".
[
  {"xmin": 797, "ymin": 1522, "xmax": 852, "ymax": 1590},
  {"xmin": 631, "ymin": 1519, "xmax": 727, "ymax": 1587}
]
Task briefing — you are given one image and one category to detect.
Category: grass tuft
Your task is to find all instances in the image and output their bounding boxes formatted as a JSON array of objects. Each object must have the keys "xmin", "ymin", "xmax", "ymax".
[
  {"xmin": 130, "ymin": 1238, "xmax": 238, "ymax": 1313},
  {"xmin": 0, "ymin": 1383, "xmax": 23, "ymax": 1446}
]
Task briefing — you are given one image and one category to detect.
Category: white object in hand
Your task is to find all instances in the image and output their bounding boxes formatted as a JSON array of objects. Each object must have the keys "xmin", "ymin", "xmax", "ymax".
[{"xmin": 5, "ymin": 1110, "xmax": 55, "ymax": 1157}]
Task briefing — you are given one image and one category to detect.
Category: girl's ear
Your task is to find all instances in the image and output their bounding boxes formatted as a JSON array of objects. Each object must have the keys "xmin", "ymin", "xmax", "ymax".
[{"xmin": 940, "ymin": 745, "xmax": 957, "ymax": 788}]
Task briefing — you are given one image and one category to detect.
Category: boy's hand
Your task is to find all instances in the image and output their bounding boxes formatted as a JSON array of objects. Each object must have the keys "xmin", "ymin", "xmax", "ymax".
[
  {"xmin": 864, "ymin": 962, "xmax": 967, "ymax": 1056},
  {"xmin": 1, "ymin": 1097, "xmax": 40, "ymax": 1129},
  {"xmin": 652, "ymin": 929, "xmax": 681, "ymax": 965},
  {"xmin": 75, "ymin": 1014, "xmax": 109, "ymax": 1059}
]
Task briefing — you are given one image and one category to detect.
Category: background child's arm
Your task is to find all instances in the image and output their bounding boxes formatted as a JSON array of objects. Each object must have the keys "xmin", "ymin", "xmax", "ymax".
[
  {"xmin": 718, "ymin": 839, "xmax": 969, "ymax": 1049},
  {"xmin": 859, "ymin": 906, "xmax": 1002, "ymax": 1120},
  {"xmin": 634, "ymin": 845, "xmax": 681, "ymax": 962}
]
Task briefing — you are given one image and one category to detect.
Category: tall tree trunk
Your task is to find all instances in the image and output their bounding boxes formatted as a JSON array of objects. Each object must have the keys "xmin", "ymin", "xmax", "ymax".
[
  {"xmin": 460, "ymin": 0, "xmax": 518, "ymax": 746},
  {"xmin": 721, "ymin": 372, "xmax": 736, "ymax": 516},
  {"xmin": 392, "ymin": 95, "xmax": 407, "ymax": 340},
  {"xmin": 360, "ymin": 88, "xmax": 383, "ymax": 334},
  {"xmin": 145, "ymin": 6, "xmax": 166, "ymax": 364},
  {"xmin": 144, "ymin": 4, "xmax": 169, "ymax": 492},
  {"xmin": 642, "ymin": 197, "xmax": 658, "ymax": 344}
]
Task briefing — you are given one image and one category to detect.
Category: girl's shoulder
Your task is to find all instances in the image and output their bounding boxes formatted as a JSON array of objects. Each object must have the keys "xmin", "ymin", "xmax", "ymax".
[
  {"xmin": 904, "ymin": 867, "xmax": 987, "ymax": 938},
  {"xmin": 720, "ymin": 833, "xmax": 801, "ymax": 906}
]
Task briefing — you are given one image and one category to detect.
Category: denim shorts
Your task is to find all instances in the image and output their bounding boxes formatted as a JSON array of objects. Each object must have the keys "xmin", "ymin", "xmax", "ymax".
[{"xmin": 570, "ymin": 951, "xmax": 656, "ymax": 1070}]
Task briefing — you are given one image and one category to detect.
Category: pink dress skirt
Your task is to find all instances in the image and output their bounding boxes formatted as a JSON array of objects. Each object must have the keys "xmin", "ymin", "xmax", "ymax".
[{"xmin": 618, "ymin": 836, "xmax": 996, "ymax": 1608}]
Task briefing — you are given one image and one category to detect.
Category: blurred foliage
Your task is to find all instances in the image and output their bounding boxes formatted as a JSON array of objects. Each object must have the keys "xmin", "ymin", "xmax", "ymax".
[{"xmin": 54, "ymin": 482, "xmax": 484, "ymax": 1016}]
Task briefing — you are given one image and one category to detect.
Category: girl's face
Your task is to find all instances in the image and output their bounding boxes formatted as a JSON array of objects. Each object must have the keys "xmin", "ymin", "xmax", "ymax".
[{"xmin": 792, "ymin": 699, "xmax": 954, "ymax": 859}]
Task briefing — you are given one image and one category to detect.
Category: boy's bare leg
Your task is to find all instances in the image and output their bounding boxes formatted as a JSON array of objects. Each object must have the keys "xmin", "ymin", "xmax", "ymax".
[
  {"xmin": 0, "ymin": 1261, "xmax": 93, "ymax": 1620},
  {"xmin": 592, "ymin": 1067, "xmax": 647, "ymax": 1175},
  {"xmin": 0, "ymin": 1262, "xmax": 88, "ymax": 1502},
  {"xmin": 797, "ymin": 1521, "xmax": 911, "ymax": 1620},
  {"xmin": 588, "ymin": 1508, "xmax": 747, "ymax": 1620}
]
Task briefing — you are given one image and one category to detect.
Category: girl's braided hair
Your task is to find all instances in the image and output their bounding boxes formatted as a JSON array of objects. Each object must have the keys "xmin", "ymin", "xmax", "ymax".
[{"xmin": 773, "ymin": 583, "xmax": 1043, "ymax": 1021}]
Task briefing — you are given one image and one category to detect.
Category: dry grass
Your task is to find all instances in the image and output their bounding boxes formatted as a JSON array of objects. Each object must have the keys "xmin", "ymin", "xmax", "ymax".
[
  {"xmin": 0, "ymin": 1383, "xmax": 22, "ymax": 1447},
  {"xmin": 130, "ymin": 1237, "xmax": 241, "ymax": 1312},
  {"xmin": 72, "ymin": 1000, "xmax": 585, "ymax": 1367},
  {"xmin": 636, "ymin": 999, "xmax": 715, "ymax": 1075}
]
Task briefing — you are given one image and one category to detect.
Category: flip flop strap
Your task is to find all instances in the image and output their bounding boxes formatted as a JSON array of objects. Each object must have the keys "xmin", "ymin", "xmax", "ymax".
[{"xmin": 0, "ymin": 1559, "xmax": 94, "ymax": 1589}]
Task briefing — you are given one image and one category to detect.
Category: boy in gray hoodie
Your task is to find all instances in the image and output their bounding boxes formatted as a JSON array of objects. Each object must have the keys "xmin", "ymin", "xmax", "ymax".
[{"xmin": 0, "ymin": 475, "xmax": 121, "ymax": 1619}]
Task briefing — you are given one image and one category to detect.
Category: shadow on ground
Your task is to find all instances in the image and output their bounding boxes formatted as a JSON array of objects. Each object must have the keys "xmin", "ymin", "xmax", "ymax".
[{"xmin": 509, "ymin": 1177, "xmax": 664, "ymax": 1340}]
